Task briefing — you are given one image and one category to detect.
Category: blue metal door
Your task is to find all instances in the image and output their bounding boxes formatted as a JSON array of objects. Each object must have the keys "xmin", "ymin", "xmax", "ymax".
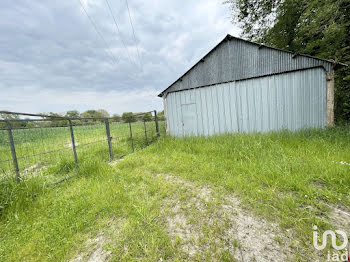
[{"xmin": 181, "ymin": 103, "xmax": 197, "ymax": 136}]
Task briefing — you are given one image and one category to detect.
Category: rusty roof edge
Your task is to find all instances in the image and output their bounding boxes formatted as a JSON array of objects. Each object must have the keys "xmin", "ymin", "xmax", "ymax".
[
  {"xmin": 229, "ymin": 34, "xmax": 348, "ymax": 67},
  {"xmin": 158, "ymin": 34, "xmax": 348, "ymax": 98},
  {"xmin": 163, "ymin": 65, "xmax": 327, "ymax": 96}
]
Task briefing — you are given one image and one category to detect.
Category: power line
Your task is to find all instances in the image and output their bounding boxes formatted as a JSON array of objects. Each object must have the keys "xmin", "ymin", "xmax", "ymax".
[
  {"xmin": 125, "ymin": 0, "xmax": 142, "ymax": 69},
  {"xmin": 104, "ymin": 0, "xmax": 136, "ymax": 66},
  {"xmin": 78, "ymin": 0, "xmax": 119, "ymax": 65}
]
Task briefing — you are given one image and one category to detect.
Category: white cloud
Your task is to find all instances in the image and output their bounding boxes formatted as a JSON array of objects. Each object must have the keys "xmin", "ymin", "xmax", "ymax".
[{"xmin": 0, "ymin": 0, "xmax": 240, "ymax": 115}]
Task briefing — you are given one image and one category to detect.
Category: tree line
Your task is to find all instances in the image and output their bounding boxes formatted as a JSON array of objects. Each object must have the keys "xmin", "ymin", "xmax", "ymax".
[{"xmin": 0, "ymin": 110, "xmax": 165, "ymax": 128}]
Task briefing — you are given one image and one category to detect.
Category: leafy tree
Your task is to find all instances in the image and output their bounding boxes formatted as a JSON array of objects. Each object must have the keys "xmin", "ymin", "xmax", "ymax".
[
  {"xmin": 81, "ymin": 110, "xmax": 95, "ymax": 118},
  {"xmin": 158, "ymin": 111, "xmax": 165, "ymax": 121},
  {"xmin": 0, "ymin": 113, "xmax": 21, "ymax": 128},
  {"xmin": 48, "ymin": 112, "xmax": 62, "ymax": 117},
  {"xmin": 97, "ymin": 109, "xmax": 110, "ymax": 118},
  {"xmin": 142, "ymin": 113, "xmax": 153, "ymax": 122},
  {"xmin": 225, "ymin": 0, "xmax": 350, "ymax": 123},
  {"xmin": 81, "ymin": 110, "xmax": 108, "ymax": 119},
  {"xmin": 112, "ymin": 114, "xmax": 121, "ymax": 122},
  {"xmin": 47, "ymin": 112, "xmax": 67, "ymax": 127},
  {"xmin": 122, "ymin": 112, "xmax": 136, "ymax": 123},
  {"xmin": 65, "ymin": 110, "xmax": 80, "ymax": 118}
]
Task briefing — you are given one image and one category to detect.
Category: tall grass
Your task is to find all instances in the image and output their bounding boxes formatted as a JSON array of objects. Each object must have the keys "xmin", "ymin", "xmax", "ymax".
[
  {"xmin": 0, "ymin": 121, "xmax": 165, "ymax": 219},
  {"xmin": 0, "ymin": 126, "xmax": 348, "ymax": 261},
  {"xmin": 140, "ymin": 126, "xmax": 350, "ymax": 248}
]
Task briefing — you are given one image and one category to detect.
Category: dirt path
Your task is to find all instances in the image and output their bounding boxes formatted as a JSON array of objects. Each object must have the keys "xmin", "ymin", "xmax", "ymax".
[
  {"xmin": 72, "ymin": 173, "xmax": 298, "ymax": 261},
  {"xmin": 158, "ymin": 174, "xmax": 295, "ymax": 261}
]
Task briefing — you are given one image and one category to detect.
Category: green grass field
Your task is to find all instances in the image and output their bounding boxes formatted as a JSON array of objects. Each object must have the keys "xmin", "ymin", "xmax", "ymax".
[
  {"xmin": 0, "ymin": 126, "xmax": 349, "ymax": 261},
  {"xmin": 0, "ymin": 121, "xmax": 165, "ymax": 176}
]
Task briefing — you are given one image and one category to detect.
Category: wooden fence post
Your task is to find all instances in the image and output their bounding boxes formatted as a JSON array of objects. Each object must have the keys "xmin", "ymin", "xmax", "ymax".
[{"xmin": 105, "ymin": 119, "xmax": 113, "ymax": 161}]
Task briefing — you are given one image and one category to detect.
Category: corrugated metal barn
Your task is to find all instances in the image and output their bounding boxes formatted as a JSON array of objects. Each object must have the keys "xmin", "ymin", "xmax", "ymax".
[{"xmin": 159, "ymin": 34, "xmax": 341, "ymax": 137}]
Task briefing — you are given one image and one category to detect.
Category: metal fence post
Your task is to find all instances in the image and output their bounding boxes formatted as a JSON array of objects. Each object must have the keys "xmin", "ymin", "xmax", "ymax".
[
  {"xmin": 68, "ymin": 120, "xmax": 78, "ymax": 167},
  {"xmin": 105, "ymin": 119, "xmax": 113, "ymax": 161},
  {"xmin": 143, "ymin": 121, "xmax": 148, "ymax": 145},
  {"xmin": 6, "ymin": 121, "xmax": 20, "ymax": 183},
  {"xmin": 154, "ymin": 110, "xmax": 160, "ymax": 137},
  {"xmin": 129, "ymin": 122, "xmax": 134, "ymax": 152}
]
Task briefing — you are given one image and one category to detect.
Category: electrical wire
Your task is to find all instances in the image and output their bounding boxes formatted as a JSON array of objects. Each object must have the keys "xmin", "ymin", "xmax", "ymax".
[
  {"xmin": 125, "ymin": 0, "xmax": 142, "ymax": 70},
  {"xmin": 104, "ymin": 0, "xmax": 137, "ymax": 66},
  {"xmin": 78, "ymin": 0, "xmax": 119, "ymax": 65}
]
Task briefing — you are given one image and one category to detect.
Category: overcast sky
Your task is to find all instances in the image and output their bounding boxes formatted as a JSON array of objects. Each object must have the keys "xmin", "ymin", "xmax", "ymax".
[{"xmin": 0, "ymin": 0, "xmax": 240, "ymax": 115}]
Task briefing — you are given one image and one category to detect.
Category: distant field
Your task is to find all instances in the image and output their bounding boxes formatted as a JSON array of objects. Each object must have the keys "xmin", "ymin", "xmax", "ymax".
[{"xmin": 0, "ymin": 121, "xmax": 165, "ymax": 176}]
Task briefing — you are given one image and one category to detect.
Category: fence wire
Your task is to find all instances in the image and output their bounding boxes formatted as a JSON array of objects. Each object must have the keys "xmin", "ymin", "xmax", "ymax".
[{"xmin": 0, "ymin": 110, "xmax": 165, "ymax": 182}]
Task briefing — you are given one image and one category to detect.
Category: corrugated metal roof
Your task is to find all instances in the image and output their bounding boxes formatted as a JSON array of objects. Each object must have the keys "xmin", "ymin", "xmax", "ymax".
[{"xmin": 159, "ymin": 34, "xmax": 346, "ymax": 98}]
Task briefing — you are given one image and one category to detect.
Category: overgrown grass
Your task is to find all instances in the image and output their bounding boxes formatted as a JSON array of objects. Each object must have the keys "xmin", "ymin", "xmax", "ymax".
[
  {"xmin": 0, "ymin": 148, "xmax": 176, "ymax": 261},
  {"xmin": 0, "ymin": 126, "xmax": 349, "ymax": 261},
  {"xmin": 148, "ymin": 127, "xmax": 350, "ymax": 242}
]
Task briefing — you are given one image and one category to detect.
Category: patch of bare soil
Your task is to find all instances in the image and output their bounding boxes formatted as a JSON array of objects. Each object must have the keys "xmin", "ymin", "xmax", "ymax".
[
  {"xmin": 71, "ymin": 220, "xmax": 120, "ymax": 262},
  {"xmin": 72, "ymin": 233, "xmax": 111, "ymax": 262},
  {"xmin": 327, "ymin": 204, "xmax": 350, "ymax": 232},
  {"xmin": 158, "ymin": 174, "xmax": 295, "ymax": 261},
  {"xmin": 222, "ymin": 198, "xmax": 294, "ymax": 262}
]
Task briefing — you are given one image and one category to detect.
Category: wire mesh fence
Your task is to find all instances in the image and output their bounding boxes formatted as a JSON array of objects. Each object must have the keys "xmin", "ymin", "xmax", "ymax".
[{"xmin": 0, "ymin": 110, "xmax": 166, "ymax": 182}]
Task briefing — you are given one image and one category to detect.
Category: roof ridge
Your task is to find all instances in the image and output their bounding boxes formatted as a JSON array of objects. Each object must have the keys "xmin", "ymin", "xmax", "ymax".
[
  {"xmin": 158, "ymin": 34, "xmax": 347, "ymax": 97},
  {"xmin": 226, "ymin": 34, "xmax": 347, "ymax": 66}
]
